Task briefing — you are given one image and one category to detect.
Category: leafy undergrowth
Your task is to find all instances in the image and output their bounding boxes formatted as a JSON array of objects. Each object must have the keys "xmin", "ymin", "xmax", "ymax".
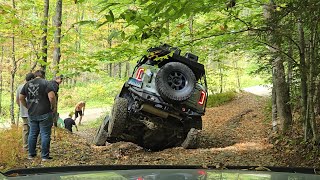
[
  {"xmin": 2, "ymin": 92, "xmax": 320, "ymax": 172},
  {"xmin": 0, "ymin": 126, "xmax": 24, "ymax": 170},
  {"xmin": 269, "ymin": 122, "xmax": 320, "ymax": 168}
]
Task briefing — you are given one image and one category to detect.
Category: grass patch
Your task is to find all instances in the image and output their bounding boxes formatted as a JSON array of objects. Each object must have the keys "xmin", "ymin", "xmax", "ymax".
[
  {"xmin": 0, "ymin": 126, "xmax": 24, "ymax": 171},
  {"xmin": 206, "ymin": 91, "xmax": 237, "ymax": 108}
]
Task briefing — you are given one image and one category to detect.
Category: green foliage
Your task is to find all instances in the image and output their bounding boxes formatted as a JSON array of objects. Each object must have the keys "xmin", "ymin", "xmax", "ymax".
[
  {"xmin": 58, "ymin": 77, "xmax": 125, "ymax": 112},
  {"xmin": 206, "ymin": 91, "xmax": 236, "ymax": 108}
]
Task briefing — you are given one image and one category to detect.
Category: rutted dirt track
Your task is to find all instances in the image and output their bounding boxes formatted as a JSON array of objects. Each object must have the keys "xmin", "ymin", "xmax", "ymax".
[{"xmin": 17, "ymin": 92, "xmax": 286, "ymax": 168}]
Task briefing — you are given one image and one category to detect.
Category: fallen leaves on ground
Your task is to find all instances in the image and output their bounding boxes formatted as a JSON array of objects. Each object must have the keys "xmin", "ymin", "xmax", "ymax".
[{"xmin": 6, "ymin": 92, "xmax": 320, "ymax": 170}]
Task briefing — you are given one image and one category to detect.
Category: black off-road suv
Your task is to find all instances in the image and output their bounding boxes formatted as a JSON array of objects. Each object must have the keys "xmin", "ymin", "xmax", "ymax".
[{"xmin": 94, "ymin": 44, "xmax": 207, "ymax": 150}]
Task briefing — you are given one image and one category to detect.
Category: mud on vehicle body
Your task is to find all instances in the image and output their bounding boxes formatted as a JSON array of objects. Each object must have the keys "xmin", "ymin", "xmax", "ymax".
[{"xmin": 94, "ymin": 44, "xmax": 208, "ymax": 151}]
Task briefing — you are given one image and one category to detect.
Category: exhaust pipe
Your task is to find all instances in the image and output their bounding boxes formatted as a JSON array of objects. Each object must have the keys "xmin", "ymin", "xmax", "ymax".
[
  {"xmin": 140, "ymin": 104, "xmax": 169, "ymax": 118},
  {"xmin": 140, "ymin": 104, "xmax": 182, "ymax": 120}
]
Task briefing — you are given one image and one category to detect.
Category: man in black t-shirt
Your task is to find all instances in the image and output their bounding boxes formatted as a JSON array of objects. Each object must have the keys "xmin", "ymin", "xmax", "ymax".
[
  {"xmin": 64, "ymin": 114, "xmax": 78, "ymax": 133},
  {"xmin": 19, "ymin": 70, "xmax": 56, "ymax": 161},
  {"xmin": 49, "ymin": 75, "xmax": 63, "ymax": 127}
]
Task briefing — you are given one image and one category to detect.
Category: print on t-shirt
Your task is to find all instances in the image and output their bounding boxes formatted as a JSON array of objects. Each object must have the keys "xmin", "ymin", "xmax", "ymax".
[{"xmin": 28, "ymin": 82, "xmax": 40, "ymax": 104}]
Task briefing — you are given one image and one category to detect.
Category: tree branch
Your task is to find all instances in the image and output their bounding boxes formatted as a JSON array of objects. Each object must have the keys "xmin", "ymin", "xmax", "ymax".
[
  {"xmin": 257, "ymin": 40, "xmax": 298, "ymax": 66},
  {"xmin": 187, "ymin": 28, "xmax": 251, "ymax": 44},
  {"xmin": 61, "ymin": 25, "xmax": 75, "ymax": 39}
]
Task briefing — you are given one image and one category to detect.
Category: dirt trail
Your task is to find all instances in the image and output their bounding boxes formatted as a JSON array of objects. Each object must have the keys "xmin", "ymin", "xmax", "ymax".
[
  {"xmin": 59, "ymin": 107, "xmax": 110, "ymax": 124},
  {"xmin": 15, "ymin": 92, "xmax": 285, "ymax": 169}
]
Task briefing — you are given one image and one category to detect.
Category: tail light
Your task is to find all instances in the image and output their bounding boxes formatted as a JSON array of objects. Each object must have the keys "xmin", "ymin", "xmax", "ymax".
[
  {"xmin": 198, "ymin": 91, "xmax": 206, "ymax": 105},
  {"xmin": 136, "ymin": 68, "xmax": 144, "ymax": 81}
]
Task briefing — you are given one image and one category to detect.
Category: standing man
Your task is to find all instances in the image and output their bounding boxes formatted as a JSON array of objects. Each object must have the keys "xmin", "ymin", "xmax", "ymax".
[
  {"xmin": 19, "ymin": 70, "xmax": 56, "ymax": 161},
  {"xmin": 74, "ymin": 101, "xmax": 85, "ymax": 125},
  {"xmin": 16, "ymin": 72, "xmax": 35, "ymax": 151},
  {"xmin": 49, "ymin": 75, "xmax": 63, "ymax": 127}
]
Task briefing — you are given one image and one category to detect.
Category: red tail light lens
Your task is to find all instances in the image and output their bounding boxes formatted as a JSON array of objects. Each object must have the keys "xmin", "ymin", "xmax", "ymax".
[
  {"xmin": 198, "ymin": 91, "xmax": 206, "ymax": 105},
  {"xmin": 197, "ymin": 170, "xmax": 206, "ymax": 176},
  {"xmin": 136, "ymin": 68, "xmax": 144, "ymax": 81}
]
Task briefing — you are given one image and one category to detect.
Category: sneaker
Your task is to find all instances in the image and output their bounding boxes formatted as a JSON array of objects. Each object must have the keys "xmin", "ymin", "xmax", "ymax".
[
  {"xmin": 42, "ymin": 157, "xmax": 53, "ymax": 161},
  {"xmin": 28, "ymin": 155, "xmax": 35, "ymax": 160}
]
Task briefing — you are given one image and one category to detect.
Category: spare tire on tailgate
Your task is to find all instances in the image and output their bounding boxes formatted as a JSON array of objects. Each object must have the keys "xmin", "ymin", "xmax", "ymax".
[{"xmin": 155, "ymin": 62, "xmax": 196, "ymax": 102}]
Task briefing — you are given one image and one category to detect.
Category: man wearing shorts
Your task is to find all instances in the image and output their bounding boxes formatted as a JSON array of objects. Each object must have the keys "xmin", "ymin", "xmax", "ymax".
[{"xmin": 74, "ymin": 101, "xmax": 85, "ymax": 125}]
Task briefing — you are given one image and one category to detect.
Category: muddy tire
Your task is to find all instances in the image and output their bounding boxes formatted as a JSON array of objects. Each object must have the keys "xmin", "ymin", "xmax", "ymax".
[
  {"xmin": 156, "ymin": 62, "xmax": 196, "ymax": 102},
  {"xmin": 93, "ymin": 116, "xmax": 110, "ymax": 146},
  {"xmin": 181, "ymin": 128, "xmax": 199, "ymax": 149},
  {"xmin": 107, "ymin": 97, "xmax": 128, "ymax": 137}
]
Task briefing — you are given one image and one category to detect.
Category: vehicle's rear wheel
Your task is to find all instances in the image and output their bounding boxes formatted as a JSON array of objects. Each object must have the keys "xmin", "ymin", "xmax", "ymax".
[
  {"xmin": 107, "ymin": 97, "xmax": 128, "ymax": 137},
  {"xmin": 93, "ymin": 116, "xmax": 110, "ymax": 146},
  {"xmin": 181, "ymin": 128, "xmax": 199, "ymax": 149},
  {"xmin": 156, "ymin": 62, "xmax": 196, "ymax": 102}
]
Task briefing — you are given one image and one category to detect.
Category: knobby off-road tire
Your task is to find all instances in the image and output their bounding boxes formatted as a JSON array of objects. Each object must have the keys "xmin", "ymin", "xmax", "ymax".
[
  {"xmin": 181, "ymin": 128, "xmax": 199, "ymax": 149},
  {"xmin": 156, "ymin": 62, "xmax": 196, "ymax": 102},
  {"xmin": 107, "ymin": 97, "xmax": 128, "ymax": 137},
  {"xmin": 93, "ymin": 116, "xmax": 110, "ymax": 146}
]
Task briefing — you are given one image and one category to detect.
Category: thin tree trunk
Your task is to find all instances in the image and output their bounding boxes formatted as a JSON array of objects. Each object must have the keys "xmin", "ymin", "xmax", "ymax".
[
  {"xmin": 298, "ymin": 20, "xmax": 310, "ymax": 141},
  {"xmin": 52, "ymin": 0, "xmax": 62, "ymax": 77},
  {"xmin": 41, "ymin": 0, "xmax": 50, "ymax": 72},
  {"xmin": 309, "ymin": 24, "xmax": 318, "ymax": 142},
  {"xmin": 0, "ymin": 46, "xmax": 3, "ymax": 115},
  {"xmin": 75, "ymin": 3, "xmax": 84, "ymax": 52},
  {"xmin": 219, "ymin": 62, "xmax": 223, "ymax": 93},
  {"xmin": 125, "ymin": 61, "xmax": 130, "ymax": 77},
  {"xmin": 234, "ymin": 60, "xmax": 241, "ymax": 89},
  {"xmin": 287, "ymin": 38, "xmax": 293, "ymax": 95},
  {"xmin": 272, "ymin": 85, "xmax": 278, "ymax": 132},
  {"xmin": 10, "ymin": 0, "xmax": 17, "ymax": 125},
  {"xmin": 118, "ymin": 62, "xmax": 122, "ymax": 78},
  {"xmin": 109, "ymin": 63, "xmax": 112, "ymax": 77},
  {"xmin": 166, "ymin": 21, "xmax": 170, "ymax": 40},
  {"xmin": 189, "ymin": 15, "xmax": 194, "ymax": 52},
  {"xmin": 113, "ymin": 63, "xmax": 117, "ymax": 77}
]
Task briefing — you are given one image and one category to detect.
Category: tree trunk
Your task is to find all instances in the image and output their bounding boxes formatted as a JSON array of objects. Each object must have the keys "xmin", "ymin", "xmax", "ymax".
[
  {"xmin": 113, "ymin": 63, "xmax": 117, "ymax": 77},
  {"xmin": 75, "ymin": 3, "xmax": 84, "ymax": 52},
  {"xmin": 118, "ymin": 62, "xmax": 122, "ymax": 78},
  {"xmin": 10, "ymin": 0, "xmax": 17, "ymax": 124},
  {"xmin": 166, "ymin": 21, "xmax": 170, "ymax": 40},
  {"xmin": 0, "ymin": 46, "xmax": 3, "ymax": 115},
  {"xmin": 298, "ymin": 20, "xmax": 310, "ymax": 141},
  {"xmin": 308, "ymin": 23, "xmax": 318, "ymax": 142},
  {"xmin": 273, "ymin": 56, "xmax": 292, "ymax": 132},
  {"xmin": 41, "ymin": 0, "xmax": 50, "ymax": 72},
  {"xmin": 272, "ymin": 73, "xmax": 278, "ymax": 132},
  {"xmin": 234, "ymin": 60, "xmax": 241, "ymax": 89},
  {"xmin": 125, "ymin": 61, "xmax": 130, "ymax": 77},
  {"xmin": 109, "ymin": 63, "xmax": 112, "ymax": 77},
  {"xmin": 287, "ymin": 38, "xmax": 293, "ymax": 95},
  {"xmin": 52, "ymin": 0, "xmax": 62, "ymax": 77},
  {"xmin": 189, "ymin": 15, "xmax": 194, "ymax": 52},
  {"xmin": 219, "ymin": 62, "xmax": 223, "ymax": 93},
  {"xmin": 264, "ymin": 1, "xmax": 292, "ymax": 133}
]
